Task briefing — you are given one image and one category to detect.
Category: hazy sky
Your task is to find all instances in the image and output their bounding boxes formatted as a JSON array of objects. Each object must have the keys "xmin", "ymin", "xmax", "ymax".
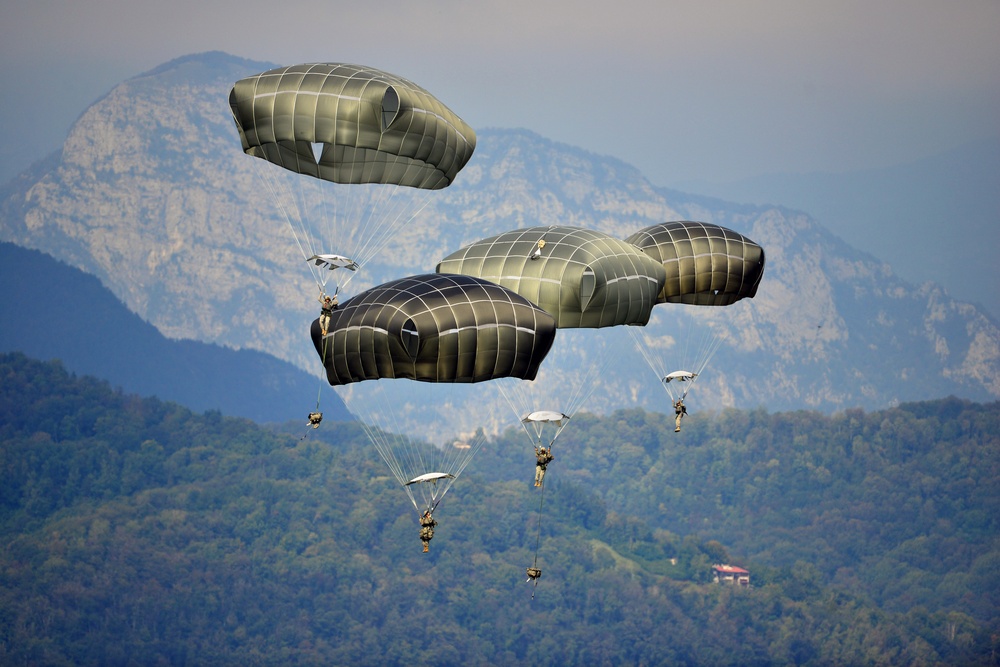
[
  {"xmin": 2, "ymin": 0, "xmax": 999, "ymax": 316},
  {"xmin": 2, "ymin": 0, "xmax": 998, "ymax": 187}
]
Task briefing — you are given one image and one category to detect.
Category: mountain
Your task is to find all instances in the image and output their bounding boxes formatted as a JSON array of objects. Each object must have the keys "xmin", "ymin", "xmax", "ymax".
[
  {"xmin": 0, "ymin": 51, "xmax": 997, "ymax": 439},
  {"xmin": 675, "ymin": 138, "xmax": 1000, "ymax": 320},
  {"xmin": 0, "ymin": 241, "xmax": 349, "ymax": 424}
]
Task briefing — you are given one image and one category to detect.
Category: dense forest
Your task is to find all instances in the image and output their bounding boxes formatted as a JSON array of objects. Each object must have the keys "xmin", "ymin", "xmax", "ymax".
[{"xmin": 1, "ymin": 352, "xmax": 997, "ymax": 665}]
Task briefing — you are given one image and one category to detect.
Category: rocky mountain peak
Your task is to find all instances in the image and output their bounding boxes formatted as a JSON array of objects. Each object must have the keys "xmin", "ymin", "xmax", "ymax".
[{"xmin": 2, "ymin": 52, "xmax": 996, "ymax": 437}]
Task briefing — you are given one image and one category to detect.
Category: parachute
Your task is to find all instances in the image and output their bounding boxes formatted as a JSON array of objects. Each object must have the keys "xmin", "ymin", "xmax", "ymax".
[
  {"xmin": 230, "ymin": 63, "xmax": 476, "ymax": 189},
  {"xmin": 519, "ymin": 410, "xmax": 571, "ymax": 450},
  {"xmin": 435, "ymin": 224, "xmax": 654, "ymax": 451},
  {"xmin": 625, "ymin": 221, "xmax": 765, "ymax": 306},
  {"xmin": 625, "ymin": 221, "xmax": 766, "ymax": 409},
  {"xmin": 229, "ymin": 63, "xmax": 477, "ymax": 295},
  {"xmin": 313, "ymin": 273, "xmax": 558, "ymax": 517},
  {"xmin": 436, "ymin": 225, "xmax": 666, "ymax": 328},
  {"xmin": 405, "ymin": 472, "xmax": 456, "ymax": 511},
  {"xmin": 307, "ymin": 254, "xmax": 360, "ymax": 272},
  {"xmin": 523, "ymin": 410, "xmax": 569, "ymax": 428},
  {"xmin": 311, "ymin": 273, "xmax": 557, "ymax": 386},
  {"xmin": 629, "ymin": 314, "xmax": 723, "ymax": 405},
  {"xmin": 406, "ymin": 472, "xmax": 455, "ymax": 486}
]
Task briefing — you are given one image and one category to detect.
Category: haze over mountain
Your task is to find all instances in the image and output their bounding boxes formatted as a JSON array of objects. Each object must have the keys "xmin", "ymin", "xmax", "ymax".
[
  {"xmin": 0, "ymin": 52, "xmax": 996, "ymax": 440},
  {"xmin": 0, "ymin": 241, "xmax": 350, "ymax": 424},
  {"xmin": 677, "ymin": 137, "xmax": 1000, "ymax": 320}
]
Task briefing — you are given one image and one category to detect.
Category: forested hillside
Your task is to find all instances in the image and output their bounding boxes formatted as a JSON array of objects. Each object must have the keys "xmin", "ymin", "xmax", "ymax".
[
  {"xmin": 481, "ymin": 400, "xmax": 1000, "ymax": 626},
  {"xmin": 1, "ymin": 353, "xmax": 997, "ymax": 665}
]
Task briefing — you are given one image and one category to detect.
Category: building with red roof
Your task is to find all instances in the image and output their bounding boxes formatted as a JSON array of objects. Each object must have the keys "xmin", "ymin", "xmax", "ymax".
[{"xmin": 712, "ymin": 564, "xmax": 750, "ymax": 587}]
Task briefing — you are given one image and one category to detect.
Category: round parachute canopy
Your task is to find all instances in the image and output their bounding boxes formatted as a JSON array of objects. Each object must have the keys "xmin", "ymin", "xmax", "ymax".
[
  {"xmin": 436, "ymin": 226, "xmax": 666, "ymax": 328},
  {"xmin": 518, "ymin": 409, "xmax": 571, "ymax": 448},
  {"xmin": 307, "ymin": 254, "xmax": 359, "ymax": 272},
  {"xmin": 624, "ymin": 221, "xmax": 765, "ymax": 306},
  {"xmin": 523, "ymin": 410, "xmax": 569, "ymax": 425},
  {"xmin": 230, "ymin": 63, "xmax": 476, "ymax": 189},
  {"xmin": 405, "ymin": 472, "xmax": 455, "ymax": 486},
  {"xmin": 311, "ymin": 273, "xmax": 557, "ymax": 386}
]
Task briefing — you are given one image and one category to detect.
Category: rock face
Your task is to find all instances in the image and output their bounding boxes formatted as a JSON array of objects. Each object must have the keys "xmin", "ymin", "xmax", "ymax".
[{"xmin": 2, "ymin": 52, "xmax": 997, "ymax": 435}]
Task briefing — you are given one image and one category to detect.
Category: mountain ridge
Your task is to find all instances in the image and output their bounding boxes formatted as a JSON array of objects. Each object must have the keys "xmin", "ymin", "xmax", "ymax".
[
  {"xmin": 0, "ymin": 51, "xmax": 996, "ymax": 438},
  {"xmin": 0, "ymin": 241, "xmax": 349, "ymax": 423}
]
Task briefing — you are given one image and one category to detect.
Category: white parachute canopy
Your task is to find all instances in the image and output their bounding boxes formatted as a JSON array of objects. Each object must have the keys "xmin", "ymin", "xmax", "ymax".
[
  {"xmin": 404, "ymin": 472, "xmax": 456, "ymax": 508},
  {"xmin": 523, "ymin": 411, "xmax": 569, "ymax": 426},
  {"xmin": 520, "ymin": 410, "xmax": 571, "ymax": 448},
  {"xmin": 663, "ymin": 370, "xmax": 697, "ymax": 383},
  {"xmin": 307, "ymin": 254, "xmax": 360, "ymax": 272},
  {"xmin": 405, "ymin": 472, "xmax": 455, "ymax": 485}
]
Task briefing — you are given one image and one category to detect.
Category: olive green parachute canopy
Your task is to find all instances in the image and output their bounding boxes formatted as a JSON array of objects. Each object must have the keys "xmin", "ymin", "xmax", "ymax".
[
  {"xmin": 229, "ymin": 63, "xmax": 476, "ymax": 189},
  {"xmin": 311, "ymin": 274, "xmax": 556, "ymax": 386},
  {"xmin": 625, "ymin": 221, "xmax": 766, "ymax": 306},
  {"xmin": 435, "ymin": 226, "xmax": 667, "ymax": 328}
]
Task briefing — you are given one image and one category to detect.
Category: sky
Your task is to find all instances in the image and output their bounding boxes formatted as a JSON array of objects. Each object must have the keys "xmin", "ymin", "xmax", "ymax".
[{"xmin": 2, "ymin": 0, "xmax": 999, "ymax": 308}]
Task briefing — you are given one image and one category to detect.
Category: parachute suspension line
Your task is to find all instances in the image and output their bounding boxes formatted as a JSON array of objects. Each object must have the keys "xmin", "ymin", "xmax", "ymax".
[
  {"xmin": 683, "ymin": 331, "xmax": 723, "ymax": 400},
  {"xmin": 250, "ymin": 163, "xmax": 325, "ymax": 288},
  {"xmin": 343, "ymin": 157, "xmax": 439, "ymax": 276},
  {"xmin": 349, "ymin": 389, "xmax": 417, "ymax": 490},
  {"xmin": 627, "ymin": 319, "xmax": 723, "ymax": 403},
  {"xmin": 627, "ymin": 325, "xmax": 665, "ymax": 382},
  {"xmin": 681, "ymin": 321, "xmax": 722, "ymax": 379},
  {"xmin": 449, "ymin": 423, "xmax": 491, "ymax": 482},
  {"xmin": 495, "ymin": 378, "xmax": 533, "ymax": 428},
  {"xmin": 560, "ymin": 331, "xmax": 628, "ymax": 418},
  {"xmin": 348, "ymin": 153, "xmax": 406, "ymax": 263},
  {"xmin": 496, "ymin": 382, "xmax": 564, "ymax": 457},
  {"xmin": 367, "ymin": 388, "xmax": 428, "ymax": 510},
  {"xmin": 250, "ymin": 156, "xmax": 436, "ymax": 298},
  {"xmin": 310, "ymin": 151, "xmax": 435, "ymax": 286},
  {"xmin": 351, "ymin": 187, "xmax": 435, "ymax": 273},
  {"xmin": 343, "ymin": 382, "xmax": 492, "ymax": 513},
  {"xmin": 495, "ymin": 330, "xmax": 626, "ymax": 429}
]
